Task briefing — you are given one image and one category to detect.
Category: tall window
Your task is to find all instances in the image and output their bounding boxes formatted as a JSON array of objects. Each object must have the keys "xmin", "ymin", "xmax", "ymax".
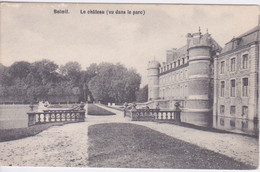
[
  {"xmin": 220, "ymin": 61, "xmax": 225, "ymax": 74},
  {"xmin": 230, "ymin": 79, "xmax": 236, "ymax": 97},
  {"xmin": 231, "ymin": 58, "xmax": 236, "ymax": 72},
  {"xmin": 178, "ymin": 60, "xmax": 180, "ymax": 66},
  {"xmin": 242, "ymin": 106, "xmax": 248, "ymax": 117},
  {"xmin": 220, "ymin": 105, "xmax": 225, "ymax": 115},
  {"xmin": 230, "ymin": 106, "xmax": 236, "ymax": 115},
  {"xmin": 242, "ymin": 78, "xmax": 248, "ymax": 96},
  {"xmin": 182, "ymin": 58, "xmax": 185, "ymax": 64},
  {"xmin": 174, "ymin": 62, "xmax": 176, "ymax": 68},
  {"xmin": 242, "ymin": 54, "xmax": 248, "ymax": 69},
  {"xmin": 220, "ymin": 81, "xmax": 225, "ymax": 97}
]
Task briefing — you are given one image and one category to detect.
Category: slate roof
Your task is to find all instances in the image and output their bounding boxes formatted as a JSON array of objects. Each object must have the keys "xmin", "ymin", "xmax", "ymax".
[{"xmin": 221, "ymin": 26, "xmax": 259, "ymax": 54}]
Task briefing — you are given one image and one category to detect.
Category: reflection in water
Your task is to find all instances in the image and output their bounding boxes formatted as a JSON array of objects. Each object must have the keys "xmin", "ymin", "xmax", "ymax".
[
  {"xmin": 0, "ymin": 105, "xmax": 38, "ymax": 129},
  {"xmin": 213, "ymin": 115, "xmax": 259, "ymax": 136}
]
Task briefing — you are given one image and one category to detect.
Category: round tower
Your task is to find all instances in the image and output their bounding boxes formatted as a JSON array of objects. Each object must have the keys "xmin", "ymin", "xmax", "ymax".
[
  {"xmin": 185, "ymin": 31, "xmax": 214, "ymax": 126},
  {"xmin": 147, "ymin": 60, "xmax": 160, "ymax": 101}
]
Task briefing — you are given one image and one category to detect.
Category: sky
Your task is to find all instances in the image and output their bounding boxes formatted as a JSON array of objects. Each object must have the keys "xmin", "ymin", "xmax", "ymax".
[{"xmin": 0, "ymin": 3, "xmax": 259, "ymax": 86}]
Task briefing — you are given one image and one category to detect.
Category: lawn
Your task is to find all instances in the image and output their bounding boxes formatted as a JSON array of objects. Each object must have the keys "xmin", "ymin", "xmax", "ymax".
[
  {"xmin": 0, "ymin": 122, "xmax": 66, "ymax": 142},
  {"xmin": 88, "ymin": 123, "xmax": 255, "ymax": 169},
  {"xmin": 87, "ymin": 104, "xmax": 115, "ymax": 116}
]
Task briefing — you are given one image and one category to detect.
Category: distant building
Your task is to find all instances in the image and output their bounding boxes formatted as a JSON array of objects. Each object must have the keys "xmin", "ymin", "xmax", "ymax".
[{"xmin": 148, "ymin": 25, "xmax": 259, "ymax": 135}]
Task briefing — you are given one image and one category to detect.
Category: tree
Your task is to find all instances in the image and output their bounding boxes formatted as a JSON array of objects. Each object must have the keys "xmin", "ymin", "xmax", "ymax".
[
  {"xmin": 59, "ymin": 61, "xmax": 82, "ymax": 86},
  {"xmin": 8, "ymin": 61, "xmax": 31, "ymax": 80},
  {"xmin": 88, "ymin": 63, "xmax": 141, "ymax": 104},
  {"xmin": 26, "ymin": 59, "xmax": 59, "ymax": 86},
  {"xmin": 136, "ymin": 85, "xmax": 148, "ymax": 103}
]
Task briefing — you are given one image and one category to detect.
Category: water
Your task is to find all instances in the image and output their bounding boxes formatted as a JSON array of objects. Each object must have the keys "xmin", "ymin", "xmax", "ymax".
[{"xmin": 0, "ymin": 105, "xmax": 38, "ymax": 129}]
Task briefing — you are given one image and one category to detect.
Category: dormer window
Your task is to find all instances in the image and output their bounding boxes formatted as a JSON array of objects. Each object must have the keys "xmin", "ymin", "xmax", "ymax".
[{"xmin": 231, "ymin": 38, "xmax": 241, "ymax": 49}]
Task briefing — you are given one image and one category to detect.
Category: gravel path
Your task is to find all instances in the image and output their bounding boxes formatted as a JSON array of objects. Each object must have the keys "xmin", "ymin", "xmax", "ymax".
[
  {"xmin": 0, "ymin": 104, "xmax": 258, "ymax": 168},
  {"xmin": 0, "ymin": 122, "xmax": 89, "ymax": 167}
]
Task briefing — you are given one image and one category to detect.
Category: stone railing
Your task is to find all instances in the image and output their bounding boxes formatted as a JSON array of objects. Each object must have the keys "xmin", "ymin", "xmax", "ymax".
[
  {"xmin": 123, "ymin": 102, "xmax": 181, "ymax": 122},
  {"xmin": 27, "ymin": 103, "xmax": 86, "ymax": 126}
]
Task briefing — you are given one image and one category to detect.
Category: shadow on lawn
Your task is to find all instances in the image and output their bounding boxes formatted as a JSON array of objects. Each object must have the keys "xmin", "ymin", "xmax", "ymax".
[{"xmin": 88, "ymin": 123, "xmax": 257, "ymax": 169}]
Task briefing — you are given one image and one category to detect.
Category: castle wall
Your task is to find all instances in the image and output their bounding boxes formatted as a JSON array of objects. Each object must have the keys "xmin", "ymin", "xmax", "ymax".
[{"xmin": 147, "ymin": 27, "xmax": 258, "ymax": 135}]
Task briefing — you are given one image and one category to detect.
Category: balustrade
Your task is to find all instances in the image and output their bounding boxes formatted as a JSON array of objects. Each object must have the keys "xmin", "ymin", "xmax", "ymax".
[
  {"xmin": 124, "ymin": 108, "xmax": 181, "ymax": 122},
  {"xmin": 27, "ymin": 109, "xmax": 85, "ymax": 126}
]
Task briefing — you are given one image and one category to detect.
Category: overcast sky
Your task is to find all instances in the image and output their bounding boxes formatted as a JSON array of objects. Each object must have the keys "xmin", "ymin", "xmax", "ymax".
[{"xmin": 0, "ymin": 3, "xmax": 259, "ymax": 86}]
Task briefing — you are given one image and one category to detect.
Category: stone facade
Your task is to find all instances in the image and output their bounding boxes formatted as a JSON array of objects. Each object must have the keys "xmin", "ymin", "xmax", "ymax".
[
  {"xmin": 147, "ymin": 26, "xmax": 259, "ymax": 135},
  {"xmin": 214, "ymin": 26, "xmax": 259, "ymax": 135}
]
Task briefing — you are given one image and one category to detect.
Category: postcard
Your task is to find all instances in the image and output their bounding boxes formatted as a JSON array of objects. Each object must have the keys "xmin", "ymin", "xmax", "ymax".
[{"xmin": 0, "ymin": 2, "xmax": 259, "ymax": 170}]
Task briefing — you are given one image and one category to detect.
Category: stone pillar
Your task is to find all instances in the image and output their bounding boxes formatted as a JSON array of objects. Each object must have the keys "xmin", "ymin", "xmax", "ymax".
[
  {"xmin": 248, "ymin": 44, "xmax": 258, "ymax": 121},
  {"xmin": 248, "ymin": 43, "xmax": 259, "ymax": 133},
  {"xmin": 213, "ymin": 56, "xmax": 219, "ymax": 127}
]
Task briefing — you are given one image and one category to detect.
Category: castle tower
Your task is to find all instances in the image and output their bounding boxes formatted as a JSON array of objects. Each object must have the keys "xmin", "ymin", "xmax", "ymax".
[
  {"xmin": 185, "ymin": 30, "xmax": 217, "ymax": 126},
  {"xmin": 147, "ymin": 60, "xmax": 160, "ymax": 101}
]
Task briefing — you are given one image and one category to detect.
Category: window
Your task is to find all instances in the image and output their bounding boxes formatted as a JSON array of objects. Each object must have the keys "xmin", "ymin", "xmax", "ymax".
[
  {"xmin": 220, "ymin": 118, "xmax": 225, "ymax": 126},
  {"xmin": 230, "ymin": 79, "xmax": 236, "ymax": 97},
  {"xmin": 242, "ymin": 78, "xmax": 248, "ymax": 96},
  {"xmin": 170, "ymin": 63, "xmax": 173, "ymax": 69},
  {"xmin": 231, "ymin": 58, "xmax": 236, "ymax": 71},
  {"xmin": 174, "ymin": 62, "xmax": 176, "ymax": 68},
  {"xmin": 230, "ymin": 106, "xmax": 236, "ymax": 115},
  {"xmin": 220, "ymin": 61, "xmax": 225, "ymax": 74},
  {"xmin": 220, "ymin": 105, "xmax": 225, "ymax": 115},
  {"xmin": 242, "ymin": 54, "xmax": 248, "ymax": 69},
  {"xmin": 220, "ymin": 81, "xmax": 225, "ymax": 97},
  {"xmin": 182, "ymin": 58, "xmax": 185, "ymax": 64},
  {"xmin": 230, "ymin": 119, "xmax": 236, "ymax": 127},
  {"xmin": 242, "ymin": 106, "xmax": 248, "ymax": 117},
  {"xmin": 178, "ymin": 60, "xmax": 180, "ymax": 66}
]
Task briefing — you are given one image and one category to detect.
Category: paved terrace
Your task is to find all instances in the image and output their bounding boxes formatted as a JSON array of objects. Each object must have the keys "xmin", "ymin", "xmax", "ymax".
[{"xmin": 0, "ymin": 104, "xmax": 258, "ymax": 167}]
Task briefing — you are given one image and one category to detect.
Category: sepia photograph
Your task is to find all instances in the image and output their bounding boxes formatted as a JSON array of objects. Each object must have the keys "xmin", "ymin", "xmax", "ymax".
[{"xmin": 0, "ymin": 2, "xmax": 259, "ymax": 170}]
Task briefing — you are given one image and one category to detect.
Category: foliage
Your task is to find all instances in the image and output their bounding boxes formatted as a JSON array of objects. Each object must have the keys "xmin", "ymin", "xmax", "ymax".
[
  {"xmin": 88, "ymin": 63, "xmax": 141, "ymax": 104},
  {"xmin": 136, "ymin": 85, "xmax": 148, "ymax": 103},
  {"xmin": 0, "ymin": 60, "xmax": 142, "ymax": 104}
]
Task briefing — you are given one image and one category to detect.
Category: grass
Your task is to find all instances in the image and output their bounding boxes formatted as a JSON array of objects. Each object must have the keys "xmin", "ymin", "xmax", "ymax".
[
  {"xmin": 87, "ymin": 104, "xmax": 115, "ymax": 116},
  {"xmin": 0, "ymin": 122, "xmax": 67, "ymax": 142},
  {"xmin": 88, "ymin": 123, "xmax": 255, "ymax": 169}
]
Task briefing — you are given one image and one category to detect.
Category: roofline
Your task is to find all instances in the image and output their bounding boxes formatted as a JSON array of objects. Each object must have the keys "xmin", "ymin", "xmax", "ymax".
[{"xmin": 225, "ymin": 26, "xmax": 259, "ymax": 45}]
